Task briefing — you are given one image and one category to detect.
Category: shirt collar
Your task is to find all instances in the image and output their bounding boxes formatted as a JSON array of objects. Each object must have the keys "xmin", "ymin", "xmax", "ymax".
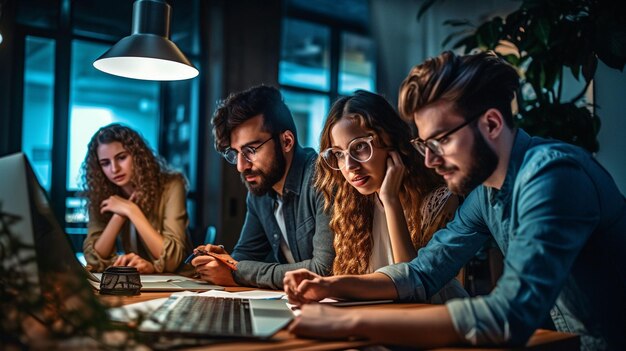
[
  {"xmin": 269, "ymin": 144, "xmax": 311, "ymax": 199},
  {"xmin": 489, "ymin": 129, "xmax": 531, "ymax": 205}
]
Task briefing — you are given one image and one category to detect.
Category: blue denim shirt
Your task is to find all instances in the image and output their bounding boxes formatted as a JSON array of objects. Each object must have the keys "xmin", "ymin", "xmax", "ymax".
[
  {"xmin": 231, "ymin": 145, "xmax": 335, "ymax": 289},
  {"xmin": 378, "ymin": 129, "xmax": 626, "ymax": 350}
]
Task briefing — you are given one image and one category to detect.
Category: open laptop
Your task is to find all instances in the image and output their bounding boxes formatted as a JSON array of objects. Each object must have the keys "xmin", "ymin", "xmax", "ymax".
[
  {"xmin": 138, "ymin": 295, "xmax": 294, "ymax": 339},
  {"xmin": 1, "ymin": 153, "xmax": 293, "ymax": 340}
]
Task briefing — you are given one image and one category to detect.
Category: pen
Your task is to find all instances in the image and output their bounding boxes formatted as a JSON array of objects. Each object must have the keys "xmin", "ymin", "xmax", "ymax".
[
  {"xmin": 184, "ymin": 245, "xmax": 224, "ymax": 264},
  {"xmin": 184, "ymin": 248, "xmax": 208, "ymax": 264}
]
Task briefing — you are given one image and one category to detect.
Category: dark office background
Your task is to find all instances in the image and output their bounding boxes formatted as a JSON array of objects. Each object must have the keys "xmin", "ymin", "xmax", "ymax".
[{"xmin": 0, "ymin": 0, "xmax": 377, "ymax": 249}]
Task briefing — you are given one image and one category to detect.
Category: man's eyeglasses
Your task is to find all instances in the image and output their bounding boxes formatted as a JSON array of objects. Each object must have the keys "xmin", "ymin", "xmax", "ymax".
[
  {"xmin": 321, "ymin": 135, "xmax": 374, "ymax": 170},
  {"xmin": 410, "ymin": 111, "xmax": 485, "ymax": 157},
  {"xmin": 223, "ymin": 136, "xmax": 273, "ymax": 165}
]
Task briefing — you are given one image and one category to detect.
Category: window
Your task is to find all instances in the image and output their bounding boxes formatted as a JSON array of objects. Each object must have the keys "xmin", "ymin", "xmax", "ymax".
[
  {"xmin": 22, "ymin": 36, "xmax": 55, "ymax": 191},
  {"xmin": 67, "ymin": 40, "xmax": 160, "ymax": 191},
  {"xmin": 279, "ymin": 4, "xmax": 375, "ymax": 150},
  {"xmin": 281, "ymin": 90, "xmax": 329, "ymax": 151},
  {"xmin": 16, "ymin": 1, "xmax": 201, "ymax": 251},
  {"xmin": 279, "ymin": 19, "xmax": 331, "ymax": 92},
  {"xmin": 339, "ymin": 32, "xmax": 375, "ymax": 95},
  {"xmin": 63, "ymin": 40, "xmax": 161, "ymax": 235}
]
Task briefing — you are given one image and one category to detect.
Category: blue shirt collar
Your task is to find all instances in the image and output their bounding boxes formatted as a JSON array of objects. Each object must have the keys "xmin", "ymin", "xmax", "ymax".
[{"xmin": 488, "ymin": 129, "xmax": 531, "ymax": 205}]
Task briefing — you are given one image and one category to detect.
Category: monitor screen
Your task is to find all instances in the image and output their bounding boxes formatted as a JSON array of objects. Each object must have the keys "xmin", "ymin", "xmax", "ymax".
[{"xmin": 0, "ymin": 153, "xmax": 107, "ymax": 340}]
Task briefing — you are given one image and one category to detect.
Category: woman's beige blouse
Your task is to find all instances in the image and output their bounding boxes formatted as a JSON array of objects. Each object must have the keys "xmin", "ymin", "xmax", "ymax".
[{"xmin": 82, "ymin": 177, "xmax": 190, "ymax": 273}]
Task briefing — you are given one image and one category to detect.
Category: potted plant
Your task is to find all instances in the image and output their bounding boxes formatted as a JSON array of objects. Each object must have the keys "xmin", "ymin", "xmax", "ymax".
[{"xmin": 418, "ymin": 0, "xmax": 626, "ymax": 152}]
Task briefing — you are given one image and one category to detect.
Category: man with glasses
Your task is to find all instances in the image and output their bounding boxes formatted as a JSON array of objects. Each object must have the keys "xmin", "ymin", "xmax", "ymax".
[
  {"xmin": 191, "ymin": 85, "xmax": 334, "ymax": 289},
  {"xmin": 284, "ymin": 51, "xmax": 626, "ymax": 350}
]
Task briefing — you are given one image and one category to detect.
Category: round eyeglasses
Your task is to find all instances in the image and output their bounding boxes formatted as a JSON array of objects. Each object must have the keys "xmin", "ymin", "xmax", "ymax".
[
  {"xmin": 409, "ymin": 111, "xmax": 485, "ymax": 157},
  {"xmin": 321, "ymin": 135, "xmax": 374, "ymax": 170},
  {"xmin": 222, "ymin": 136, "xmax": 273, "ymax": 165}
]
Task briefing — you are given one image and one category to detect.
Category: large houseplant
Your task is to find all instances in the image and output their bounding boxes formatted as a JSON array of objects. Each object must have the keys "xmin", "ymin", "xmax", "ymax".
[{"xmin": 418, "ymin": 0, "xmax": 626, "ymax": 152}]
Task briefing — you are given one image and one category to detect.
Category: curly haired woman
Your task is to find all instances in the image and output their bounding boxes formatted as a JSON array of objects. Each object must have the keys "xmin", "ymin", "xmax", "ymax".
[
  {"xmin": 81, "ymin": 123, "xmax": 191, "ymax": 273},
  {"xmin": 315, "ymin": 91, "xmax": 466, "ymax": 301}
]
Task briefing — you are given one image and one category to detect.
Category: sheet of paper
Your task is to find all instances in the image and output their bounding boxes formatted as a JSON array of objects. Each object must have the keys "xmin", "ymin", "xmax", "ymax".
[
  {"xmin": 194, "ymin": 289, "xmax": 285, "ymax": 300},
  {"xmin": 139, "ymin": 274, "xmax": 195, "ymax": 283},
  {"xmin": 286, "ymin": 298, "xmax": 392, "ymax": 313}
]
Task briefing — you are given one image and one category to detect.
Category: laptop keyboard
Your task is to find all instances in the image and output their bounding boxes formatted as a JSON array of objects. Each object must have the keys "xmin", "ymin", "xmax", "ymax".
[{"xmin": 149, "ymin": 296, "xmax": 254, "ymax": 337}]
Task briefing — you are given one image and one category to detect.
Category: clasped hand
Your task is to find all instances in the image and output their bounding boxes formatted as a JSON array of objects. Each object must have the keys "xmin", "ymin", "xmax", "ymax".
[
  {"xmin": 100, "ymin": 193, "xmax": 137, "ymax": 217},
  {"xmin": 283, "ymin": 268, "xmax": 332, "ymax": 305},
  {"xmin": 191, "ymin": 244, "xmax": 238, "ymax": 286}
]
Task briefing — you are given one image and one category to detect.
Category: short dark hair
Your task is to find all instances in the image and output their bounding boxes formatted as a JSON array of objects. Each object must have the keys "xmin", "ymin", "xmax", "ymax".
[
  {"xmin": 211, "ymin": 85, "xmax": 297, "ymax": 153},
  {"xmin": 398, "ymin": 51, "xmax": 520, "ymax": 127}
]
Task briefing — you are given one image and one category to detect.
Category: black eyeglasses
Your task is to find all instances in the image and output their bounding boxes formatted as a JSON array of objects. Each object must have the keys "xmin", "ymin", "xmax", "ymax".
[
  {"xmin": 410, "ymin": 111, "xmax": 485, "ymax": 157},
  {"xmin": 222, "ymin": 136, "xmax": 273, "ymax": 164}
]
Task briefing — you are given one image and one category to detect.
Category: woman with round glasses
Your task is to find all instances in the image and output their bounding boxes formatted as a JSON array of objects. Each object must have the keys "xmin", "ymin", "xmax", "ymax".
[
  {"xmin": 315, "ymin": 90, "xmax": 462, "ymax": 280},
  {"xmin": 81, "ymin": 124, "xmax": 191, "ymax": 274}
]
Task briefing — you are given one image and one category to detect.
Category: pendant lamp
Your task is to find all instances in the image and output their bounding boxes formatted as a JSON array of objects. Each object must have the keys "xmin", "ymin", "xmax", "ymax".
[{"xmin": 93, "ymin": 0, "xmax": 198, "ymax": 81}]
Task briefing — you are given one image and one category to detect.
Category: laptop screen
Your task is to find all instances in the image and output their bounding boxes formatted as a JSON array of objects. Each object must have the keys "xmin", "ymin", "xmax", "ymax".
[{"xmin": 0, "ymin": 153, "xmax": 108, "ymax": 339}]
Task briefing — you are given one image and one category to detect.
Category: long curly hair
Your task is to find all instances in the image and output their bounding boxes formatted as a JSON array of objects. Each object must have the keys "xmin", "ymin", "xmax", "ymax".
[
  {"xmin": 315, "ymin": 91, "xmax": 443, "ymax": 275},
  {"xmin": 80, "ymin": 123, "xmax": 185, "ymax": 223}
]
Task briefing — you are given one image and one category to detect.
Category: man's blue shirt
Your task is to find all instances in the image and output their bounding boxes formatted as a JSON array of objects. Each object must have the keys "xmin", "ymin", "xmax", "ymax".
[
  {"xmin": 231, "ymin": 145, "xmax": 334, "ymax": 289},
  {"xmin": 378, "ymin": 129, "xmax": 626, "ymax": 350}
]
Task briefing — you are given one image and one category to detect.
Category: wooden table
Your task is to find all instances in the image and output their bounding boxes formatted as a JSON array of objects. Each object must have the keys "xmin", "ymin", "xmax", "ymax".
[{"xmin": 102, "ymin": 290, "xmax": 580, "ymax": 351}]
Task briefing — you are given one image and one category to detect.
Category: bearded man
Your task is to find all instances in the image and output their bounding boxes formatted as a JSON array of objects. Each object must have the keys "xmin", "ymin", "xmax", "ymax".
[{"xmin": 192, "ymin": 85, "xmax": 334, "ymax": 289}]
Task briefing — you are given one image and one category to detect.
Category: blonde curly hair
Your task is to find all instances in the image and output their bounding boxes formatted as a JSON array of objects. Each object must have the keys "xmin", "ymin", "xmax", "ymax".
[
  {"xmin": 315, "ymin": 91, "xmax": 443, "ymax": 275},
  {"xmin": 80, "ymin": 123, "xmax": 185, "ymax": 223}
]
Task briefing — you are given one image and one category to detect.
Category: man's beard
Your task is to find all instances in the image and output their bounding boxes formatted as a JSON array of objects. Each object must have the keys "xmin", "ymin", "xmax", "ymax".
[
  {"xmin": 445, "ymin": 127, "xmax": 498, "ymax": 196},
  {"xmin": 240, "ymin": 141, "xmax": 286, "ymax": 196}
]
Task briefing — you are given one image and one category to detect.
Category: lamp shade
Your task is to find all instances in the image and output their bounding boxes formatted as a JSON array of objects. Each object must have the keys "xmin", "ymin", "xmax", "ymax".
[{"xmin": 93, "ymin": 0, "xmax": 198, "ymax": 81}]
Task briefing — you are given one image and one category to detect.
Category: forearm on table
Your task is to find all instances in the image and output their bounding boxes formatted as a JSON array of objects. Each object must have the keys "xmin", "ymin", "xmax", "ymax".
[
  {"xmin": 353, "ymin": 304, "xmax": 463, "ymax": 348},
  {"xmin": 328, "ymin": 273, "xmax": 399, "ymax": 300}
]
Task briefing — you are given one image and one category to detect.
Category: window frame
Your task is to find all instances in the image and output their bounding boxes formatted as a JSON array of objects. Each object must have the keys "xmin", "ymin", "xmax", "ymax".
[
  {"xmin": 13, "ymin": 0, "xmax": 202, "ymax": 251},
  {"xmin": 279, "ymin": 9, "xmax": 375, "ymax": 150}
]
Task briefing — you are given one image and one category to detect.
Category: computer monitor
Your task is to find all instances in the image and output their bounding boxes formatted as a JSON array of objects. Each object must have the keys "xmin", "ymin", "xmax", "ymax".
[{"xmin": 0, "ymin": 152, "xmax": 107, "ymax": 339}]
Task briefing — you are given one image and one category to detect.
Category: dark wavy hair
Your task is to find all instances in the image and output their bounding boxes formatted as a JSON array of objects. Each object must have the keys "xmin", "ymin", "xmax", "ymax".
[
  {"xmin": 315, "ymin": 90, "xmax": 443, "ymax": 275},
  {"xmin": 211, "ymin": 85, "xmax": 297, "ymax": 153},
  {"xmin": 80, "ymin": 123, "xmax": 185, "ymax": 223},
  {"xmin": 398, "ymin": 50, "xmax": 519, "ymax": 127}
]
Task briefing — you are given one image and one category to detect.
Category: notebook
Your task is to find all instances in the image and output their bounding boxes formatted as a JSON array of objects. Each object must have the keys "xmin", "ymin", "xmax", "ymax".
[{"xmin": 138, "ymin": 295, "xmax": 293, "ymax": 339}]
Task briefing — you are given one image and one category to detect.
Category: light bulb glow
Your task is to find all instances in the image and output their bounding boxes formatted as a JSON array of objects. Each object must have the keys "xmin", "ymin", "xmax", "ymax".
[{"xmin": 93, "ymin": 56, "xmax": 198, "ymax": 81}]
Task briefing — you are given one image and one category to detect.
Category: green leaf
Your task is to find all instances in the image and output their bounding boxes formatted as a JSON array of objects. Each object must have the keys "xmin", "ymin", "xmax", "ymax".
[
  {"xmin": 570, "ymin": 65, "xmax": 581, "ymax": 81},
  {"xmin": 443, "ymin": 19, "xmax": 472, "ymax": 27},
  {"xmin": 533, "ymin": 18, "xmax": 551, "ymax": 47},
  {"xmin": 475, "ymin": 18, "xmax": 504, "ymax": 49},
  {"xmin": 581, "ymin": 55, "xmax": 598, "ymax": 83},
  {"xmin": 442, "ymin": 29, "xmax": 472, "ymax": 48},
  {"xmin": 417, "ymin": 0, "xmax": 440, "ymax": 21},
  {"xmin": 453, "ymin": 35, "xmax": 478, "ymax": 53},
  {"xmin": 503, "ymin": 54, "xmax": 521, "ymax": 66},
  {"xmin": 543, "ymin": 62, "xmax": 559, "ymax": 92}
]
